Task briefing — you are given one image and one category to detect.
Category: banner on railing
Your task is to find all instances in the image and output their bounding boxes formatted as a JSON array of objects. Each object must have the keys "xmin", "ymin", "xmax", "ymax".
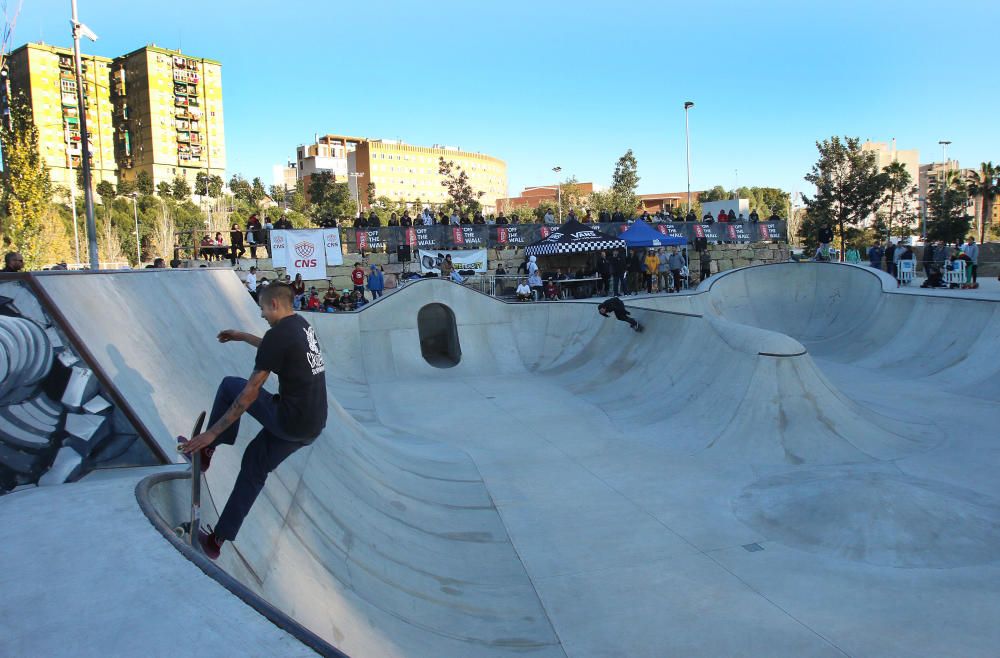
[
  {"xmin": 322, "ymin": 229, "xmax": 343, "ymax": 266},
  {"xmin": 272, "ymin": 229, "xmax": 327, "ymax": 280},
  {"xmin": 417, "ymin": 248, "xmax": 488, "ymax": 274}
]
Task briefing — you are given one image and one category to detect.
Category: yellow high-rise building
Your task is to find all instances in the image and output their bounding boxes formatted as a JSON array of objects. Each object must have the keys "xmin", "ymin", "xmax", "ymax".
[
  {"xmin": 2, "ymin": 42, "xmax": 117, "ymax": 196},
  {"xmin": 112, "ymin": 45, "xmax": 226, "ymax": 190}
]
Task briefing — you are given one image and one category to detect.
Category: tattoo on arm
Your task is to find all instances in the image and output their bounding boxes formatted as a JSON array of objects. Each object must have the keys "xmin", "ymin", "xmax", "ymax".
[{"xmin": 206, "ymin": 370, "xmax": 269, "ymax": 437}]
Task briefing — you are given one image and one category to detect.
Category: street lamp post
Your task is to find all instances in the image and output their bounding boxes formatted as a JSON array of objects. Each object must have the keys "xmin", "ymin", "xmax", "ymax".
[
  {"xmin": 130, "ymin": 193, "xmax": 141, "ymax": 265},
  {"xmin": 938, "ymin": 141, "xmax": 951, "ymax": 216},
  {"xmin": 70, "ymin": 0, "xmax": 100, "ymax": 269},
  {"xmin": 552, "ymin": 166, "xmax": 562, "ymax": 222},
  {"xmin": 684, "ymin": 101, "xmax": 694, "ymax": 212}
]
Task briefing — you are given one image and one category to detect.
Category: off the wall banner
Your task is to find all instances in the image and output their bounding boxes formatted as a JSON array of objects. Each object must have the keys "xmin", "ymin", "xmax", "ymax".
[
  {"xmin": 322, "ymin": 229, "xmax": 344, "ymax": 266},
  {"xmin": 417, "ymin": 248, "xmax": 488, "ymax": 274}
]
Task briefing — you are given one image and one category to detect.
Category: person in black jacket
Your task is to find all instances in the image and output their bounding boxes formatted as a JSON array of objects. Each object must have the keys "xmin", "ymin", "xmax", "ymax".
[
  {"xmin": 598, "ymin": 297, "xmax": 642, "ymax": 332},
  {"xmin": 596, "ymin": 250, "xmax": 611, "ymax": 295},
  {"xmin": 627, "ymin": 250, "xmax": 643, "ymax": 295},
  {"xmin": 818, "ymin": 224, "xmax": 834, "ymax": 247},
  {"xmin": 229, "ymin": 223, "xmax": 246, "ymax": 267},
  {"xmin": 609, "ymin": 248, "xmax": 625, "ymax": 296}
]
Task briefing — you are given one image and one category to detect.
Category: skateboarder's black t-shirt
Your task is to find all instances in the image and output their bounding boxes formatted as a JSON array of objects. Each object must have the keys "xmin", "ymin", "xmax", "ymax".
[{"xmin": 255, "ymin": 314, "xmax": 327, "ymax": 442}]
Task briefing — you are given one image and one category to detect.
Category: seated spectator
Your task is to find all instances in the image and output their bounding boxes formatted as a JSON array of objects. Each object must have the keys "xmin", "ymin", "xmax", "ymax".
[
  {"xmin": 199, "ymin": 235, "xmax": 214, "ymax": 260},
  {"xmin": 555, "ymin": 268, "xmax": 568, "ymax": 281},
  {"xmin": 717, "ymin": 210, "xmax": 727, "ymax": 223},
  {"xmin": 351, "ymin": 289, "xmax": 368, "ymax": 308},
  {"xmin": 323, "ymin": 288, "xmax": 340, "ymax": 312},
  {"xmin": 736, "ymin": 213, "xmax": 745, "ymax": 222},
  {"xmin": 516, "ymin": 279, "xmax": 532, "ymax": 301},
  {"xmin": 388, "ymin": 213, "xmax": 399, "ymax": 226},
  {"xmin": 686, "ymin": 210, "xmax": 697, "ymax": 222},
  {"xmin": 544, "ymin": 278, "xmax": 560, "ymax": 300},
  {"xmin": 727, "ymin": 209, "xmax": 736, "ymax": 221},
  {"xmin": 703, "ymin": 211, "xmax": 714, "ymax": 223},
  {"xmin": 305, "ymin": 291, "xmax": 321, "ymax": 311},
  {"xmin": 449, "ymin": 269, "xmax": 465, "ymax": 284},
  {"xmin": 749, "ymin": 209, "xmax": 760, "ymax": 223},
  {"xmin": 400, "ymin": 210, "xmax": 412, "ymax": 227}
]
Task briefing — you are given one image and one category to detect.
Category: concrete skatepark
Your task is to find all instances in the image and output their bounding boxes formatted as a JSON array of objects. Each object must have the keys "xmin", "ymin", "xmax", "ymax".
[{"xmin": 2, "ymin": 262, "xmax": 1000, "ymax": 657}]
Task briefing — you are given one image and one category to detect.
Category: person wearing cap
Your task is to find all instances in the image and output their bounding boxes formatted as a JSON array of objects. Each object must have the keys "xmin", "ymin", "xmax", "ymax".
[
  {"xmin": 367, "ymin": 264, "xmax": 385, "ymax": 299},
  {"xmin": 597, "ymin": 296, "xmax": 642, "ymax": 332}
]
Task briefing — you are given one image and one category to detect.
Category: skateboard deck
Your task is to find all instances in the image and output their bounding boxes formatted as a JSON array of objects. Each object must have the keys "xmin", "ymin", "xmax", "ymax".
[{"xmin": 174, "ymin": 411, "xmax": 206, "ymax": 549}]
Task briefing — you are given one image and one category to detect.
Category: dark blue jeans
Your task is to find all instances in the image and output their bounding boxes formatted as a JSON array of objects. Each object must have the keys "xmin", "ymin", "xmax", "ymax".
[{"xmin": 209, "ymin": 376, "xmax": 305, "ymax": 541}]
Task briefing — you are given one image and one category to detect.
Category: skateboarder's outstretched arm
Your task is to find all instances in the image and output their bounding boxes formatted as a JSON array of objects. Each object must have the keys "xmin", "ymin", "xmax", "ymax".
[
  {"xmin": 217, "ymin": 329, "xmax": 262, "ymax": 348},
  {"xmin": 180, "ymin": 369, "xmax": 270, "ymax": 453}
]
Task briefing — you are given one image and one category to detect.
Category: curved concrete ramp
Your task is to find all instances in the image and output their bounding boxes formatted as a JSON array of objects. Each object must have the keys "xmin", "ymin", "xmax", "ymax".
[{"xmin": 29, "ymin": 268, "xmax": 1000, "ymax": 657}]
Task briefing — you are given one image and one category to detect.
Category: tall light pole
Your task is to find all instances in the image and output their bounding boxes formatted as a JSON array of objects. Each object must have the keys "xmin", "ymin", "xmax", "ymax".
[
  {"xmin": 66, "ymin": 131, "xmax": 81, "ymax": 264},
  {"xmin": 70, "ymin": 0, "xmax": 100, "ymax": 269},
  {"xmin": 552, "ymin": 166, "xmax": 562, "ymax": 222},
  {"xmin": 130, "ymin": 193, "xmax": 141, "ymax": 265},
  {"xmin": 684, "ymin": 101, "xmax": 694, "ymax": 212},
  {"xmin": 938, "ymin": 140, "xmax": 951, "ymax": 232}
]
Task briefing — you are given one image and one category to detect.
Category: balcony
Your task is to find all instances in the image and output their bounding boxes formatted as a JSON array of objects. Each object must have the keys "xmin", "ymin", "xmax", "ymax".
[
  {"xmin": 173, "ymin": 56, "xmax": 186, "ymax": 69},
  {"xmin": 61, "ymin": 93, "xmax": 78, "ymax": 106},
  {"xmin": 189, "ymin": 134, "xmax": 201, "ymax": 145},
  {"xmin": 174, "ymin": 84, "xmax": 187, "ymax": 96},
  {"xmin": 176, "ymin": 131, "xmax": 190, "ymax": 142},
  {"xmin": 60, "ymin": 70, "xmax": 75, "ymax": 81},
  {"xmin": 174, "ymin": 96, "xmax": 189, "ymax": 107},
  {"xmin": 58, "ymin": 56, "xmax": 73, "ymax": 69}
]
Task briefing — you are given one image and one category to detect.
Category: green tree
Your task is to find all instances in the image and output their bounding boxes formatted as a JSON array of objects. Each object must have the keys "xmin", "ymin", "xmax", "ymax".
[
  {"xmin": 365, "ymin": 181, "xmax": 376, "ymax": 210},
  {"xmin": 965, "ymin": 162, "xmax": 1000, "ymax": 244},
  {"xmin": 207, "ymin": 175, "xmax": 224, "ymax": 199},
  {"xmin": 269, "ymin": 184, "xmax": 286, "ymax": 204},
  {"xmin": 438, "ymin": 157, "xmax": 484, "ymax": 216},
  {"xmin": 700, "ymin": 185, "xmax": 728, "ymax": 203},
  {"xmin": 135, "ymin": 170, "xmax": 155, "ymax": 196},
  {"xmin": 308, "ymin": 173, "xmax": 356, "ymax": 227},
  {"xmin": 611, "ymin": 149, "xmax": 640, "ymax": 216},
  {"xmin": 880, "ymin": 161, "xmax": 913, "ymax": 239},
  {"xmin": 251, "ymin": 177, "xmax": 266, "ymax": 204},
  {"xmin": 156, "ymin": 181, "xmax": 172, "ymax": 198},
  {"xmin": 116, "ymin": 176, "xmax": 136, "ymax": 198},
  {"xmin": 802, "ymin": 136, "xmax": 886, "ymax": 259},
  {"xmin": 95, "ymin": 180, "xmax": 117, "ymax": 220},
  {"xmin": 171, "ymin": 176, "xmax": 191, "ymax": 201},
  {"xmin": 0, "ymin": 96, "xmax": 46, "ymax": 265},
  {"xmin": 194, "ymin": 171, "xmax": 212, "ymax": 197},
  {"xmin": 926, "ymin": 170, "xmax": 972, "ymax": 244},
  {"xmin": 228, "ymin": 174, "xmax": 253, "ymax": 204}
]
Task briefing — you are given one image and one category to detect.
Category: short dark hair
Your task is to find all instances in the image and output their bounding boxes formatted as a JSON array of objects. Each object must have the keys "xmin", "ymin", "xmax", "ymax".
[{"xmin": 259, "ymin": 282, "xmax": 294, "ymax": 307}]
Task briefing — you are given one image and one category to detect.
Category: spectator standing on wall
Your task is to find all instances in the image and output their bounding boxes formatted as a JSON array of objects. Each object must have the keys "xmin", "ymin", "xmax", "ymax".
[
  {"xmin": 846, "ymin": 245, "xmax": 861, "ymax": 264},
  {"xmin": 962, "ymin": 237, "xmax": 979, "ymax": 287},
  {"xmin": 351, "ymin": 262, "xmax": 366, "ymax": 300},
  {"xmin": 609, "ymin": 248, "xmax": 625, "ymax": 296},
  {"xmin": 749, "ymin": 209, "xmax": 760, "ymax": 223},
  {"xmin": 717, "ymin": 210, "xmax": 727, "ymax": 223},
  {"xmin": 229, "ymin": 224, "xmax": 246, "ymax": 268},
  {"xmin": 527, "ymin": 257, "xmax": 543, "ymax": 300},
  {"xmin": 699, "ymin": 247, "xmax": 711, "ymax": 283},
  {"xmin": 817, "ymin": 224, "xmax": 834, "ymax": 250},
  {"xmin": 867, "ymin": 243, "xmax": 884, "ymax": 269},
  {"xmin": 884, "ymin": 241, "xmax": 897, "ymax": 278},
  {"xmin": 626, "ymin": 250, "xmax": 643, "ymax": 295},
  {"xmin": 544, "ymin": 209, "xmax": 555, "ymax": 224},
  {"xmin": 727, "ymin": 209, "xmax": 736, "ymax": 221},
  {"xmin": 449, "ymin": 211, "xmax": 461, "ymax": 226},
  {"xmin": 597, "ymin": 250, "xmax": 611, "ymax": 295},
  {"xmin": 246, "ymin": 214, "xmax": 263, "ymax": 259},
  {"xmin": 668, "ymin": 247, "xmax": 685, "ymax": 293},
  {"xmin": 644, "ymin": 249, "xmax": 659, "ymax": 293},
  {"xmin": 367, "ymin": 265, "xmax": 385, "ymax": 299},
  {"xmin": 657, "ymin": 248, "xmax": 671, "ymax": 292},
  {"xmin": 262, "ymin": 217, "xmax": 274, "ymax": 257}
]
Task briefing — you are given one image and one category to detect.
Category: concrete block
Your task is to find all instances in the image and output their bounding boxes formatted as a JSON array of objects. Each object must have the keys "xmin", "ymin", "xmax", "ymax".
[
  {"xmin": 717, "ymin": 259, "xmax": 733, "ymax": 271},
  {"xmin": 57, "ymin": 351, "xmax": 79, "ymax": 368},
  {"xmin": 38, "ymin": 447, "xmax": 83, "ymax": 486},
  {"xmin": 740, "ymin": 250, "xmax": 755, "ymax": 259},
  {"xmin": 368, "ymin": 253, "xmax": 389, "ymax": 266},
  {"xmin": 65, "ymin": 412, "xmax": 109, "ymax": 445},
  {"xmin": 734, "ymin": 258, "xmax": 751, "ymax": 268},
  {"xmin": 0, "ymin": 282, "xmax": 48, "ymax": 326},
  {"xmin": 82, "ymin": 395, "xmax": 112, "ymax": 415},
  {"xmin": 60, "ymin": 366, "xmax": 98, "ymax": 411}
]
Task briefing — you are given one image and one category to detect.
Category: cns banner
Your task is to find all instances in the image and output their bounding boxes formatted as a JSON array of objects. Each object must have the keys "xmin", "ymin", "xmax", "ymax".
[
  {"xmin": 271, "ymin": 229, "xmax": 327, "ymax": 280},
  {"xmin": 322, "ymin": 228, "xmax": 343, "ymax": 266},
  {"xmin": 417, "ymin": 248, "xmax": 488, "ymax": 274}
]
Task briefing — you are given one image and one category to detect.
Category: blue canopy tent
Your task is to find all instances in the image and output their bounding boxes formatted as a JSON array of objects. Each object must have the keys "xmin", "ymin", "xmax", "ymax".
[{"xmin": 620, "ymin": 221, "xmax": 687, "ymax": 248}]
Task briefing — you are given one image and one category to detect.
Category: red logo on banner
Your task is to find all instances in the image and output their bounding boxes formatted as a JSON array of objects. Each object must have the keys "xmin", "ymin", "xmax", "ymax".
[
  {"xmin": 727, "ymin": 225, "xmax": 737, "ymax": 240},
  {"xmin": 656, "ymin": 225, "xmax": 668, "ymax": 235},
  {"xmin": 452, "ymin": 227, "xmax": 465, "ymax": 244},
  {"xmin": 497, "ymin": 227, "xmax": 508, "ymax": 244},
  {"xmin": 540, "ymin": 227, "xmax": 551, "ymax": 238},
  {"xmin": 356, "ymin": 231, "xmax": 368, "ymax": 250},
  {"xmin": 759, "ymin": 224, "xmax": 771, "ymax": 240},
  {"xmin": 693, "ymin": 225, "xmax": 705, "ymax": 238},
  {"xmin": 405, "ymin": 227, "xmax": 417, "ymax": 247},
  {"xmin": 294, "ymin": 241, "xmax": 315, "ymax": 258}
]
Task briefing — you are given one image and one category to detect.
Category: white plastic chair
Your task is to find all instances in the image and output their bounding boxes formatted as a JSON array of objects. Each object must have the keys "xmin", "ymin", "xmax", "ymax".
[{"xmin": 897, "ymin": 259, "xmax": 915, "ymax": 286}]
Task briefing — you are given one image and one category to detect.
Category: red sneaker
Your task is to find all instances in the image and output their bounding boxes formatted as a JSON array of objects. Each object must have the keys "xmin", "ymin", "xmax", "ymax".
[
  {"xmin": 197, "ymin": 528, "xmax": 224, "ymax": 560},
  {"xmin": 175, "ymin": 437, "xmax": 216, "ymax": 473}
]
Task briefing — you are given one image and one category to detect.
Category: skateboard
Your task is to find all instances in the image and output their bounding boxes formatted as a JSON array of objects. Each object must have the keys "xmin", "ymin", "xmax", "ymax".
[
  {"xmin": 174, "ymin": 411, "xmax": 207, "ymax": 549},
  {"xmin": 633, "ymin": 321, "xmax": 644, "ymax": 333}
]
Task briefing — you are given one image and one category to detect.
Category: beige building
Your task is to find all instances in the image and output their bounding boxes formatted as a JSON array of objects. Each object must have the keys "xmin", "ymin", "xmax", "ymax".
[
  {"xmin": 112, "ymin": 45, "xmax": 225, "ymax": 189},
  {"xmin": 2, "ymin": 42, "xmax": 117, "ymax": 195},
  {"xmin": 297, "ymin": 134, "xmax": 507, "ymax": 213},
  {"xmin": 862, "ymin": 140, "xmax": 920, "ymax": 229}
]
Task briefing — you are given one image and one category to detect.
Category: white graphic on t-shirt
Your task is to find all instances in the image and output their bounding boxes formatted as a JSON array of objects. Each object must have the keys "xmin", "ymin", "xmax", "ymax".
[{"xmin": 304, "ymin": 326, "xmax": 325, "ymax": 375}]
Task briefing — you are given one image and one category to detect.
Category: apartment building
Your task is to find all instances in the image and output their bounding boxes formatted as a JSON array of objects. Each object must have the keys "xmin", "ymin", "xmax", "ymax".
[
  {"xmin": 112, "ymin": 45, "xmax": 225, "ymax": 189},
  {"xmin": 2, "ymin": 42, "xmax": 117, "ymax": 194},
  {"xmin": 297, "ymin": 134, "xmax": 507, "ymax": 213}
]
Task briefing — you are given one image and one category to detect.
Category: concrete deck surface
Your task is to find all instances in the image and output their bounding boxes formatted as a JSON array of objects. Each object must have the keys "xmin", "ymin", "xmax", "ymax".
[{"xmin": 2, "ymin": 262, "xmax": 999, "ymax": 657}]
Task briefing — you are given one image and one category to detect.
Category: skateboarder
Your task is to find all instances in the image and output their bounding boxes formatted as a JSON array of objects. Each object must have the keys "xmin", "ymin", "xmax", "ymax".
[
  {"xmin": 178, "ymin": 283, "xmax": 328, "ymax": 559},
  {"xmin": 597, "ymin": 297, "xmax": 642, "ymax": 332}
]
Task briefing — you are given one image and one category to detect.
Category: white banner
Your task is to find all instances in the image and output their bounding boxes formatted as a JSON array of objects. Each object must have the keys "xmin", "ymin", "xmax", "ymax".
[
  {"xmin": 418, "ymin": 248, "xmax": 488, "ymax": 274},
  {"xmin": 270, "ymin": 229, "xmax": 289, "ymax": 268},
  {"xmin": 282, "ymin": 229, "xmax": 326, "ymax": 280},
  {"xmin": 322, "ymin": 229, "xmax": 343, "ymax": 266}
]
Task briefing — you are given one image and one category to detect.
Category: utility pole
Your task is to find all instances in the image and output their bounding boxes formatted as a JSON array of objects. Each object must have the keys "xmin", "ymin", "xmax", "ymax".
[
  {"xmin": 70, "ymin": 0, "xmax": 100, "ymax": 269},
  {"xmin": 684, "ymin": 101, "xmax": 694, "ymax": 212},
  {"xmin": 552, "ymin": 166, "xmax": 562, "ymax": 221}
]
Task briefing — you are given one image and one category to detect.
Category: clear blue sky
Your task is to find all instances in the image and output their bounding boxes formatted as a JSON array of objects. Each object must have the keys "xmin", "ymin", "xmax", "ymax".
[{"xmin": 13, "ymin": 0, "xmax": 1000, "ymax": 199}]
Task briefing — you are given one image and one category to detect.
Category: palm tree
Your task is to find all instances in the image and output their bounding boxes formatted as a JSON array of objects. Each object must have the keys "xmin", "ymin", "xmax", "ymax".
[
  {"xmin": 881, "ymin": 161, "xmax": 912, "ymax": 239},
  {"xmin": 965, "ymin": 162, "xmax": 1000, "ymax": 243}
]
